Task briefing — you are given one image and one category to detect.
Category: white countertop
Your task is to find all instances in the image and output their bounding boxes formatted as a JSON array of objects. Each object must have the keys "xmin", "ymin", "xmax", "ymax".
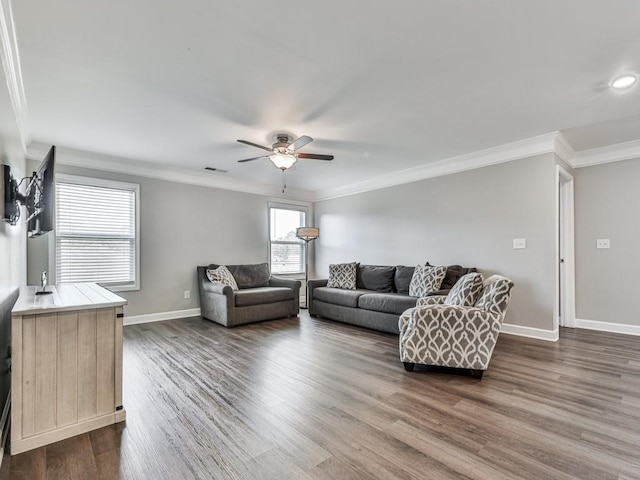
[{"xmin": 12, "ymin": 283, "xmax": 127, "ymax": 316}]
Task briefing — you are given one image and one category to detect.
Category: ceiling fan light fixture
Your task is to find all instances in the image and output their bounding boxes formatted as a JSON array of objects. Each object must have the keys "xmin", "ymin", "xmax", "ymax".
[
  {"xmin": 269, "ymin": 153, "xmax": 297, "ymax": 170},
  {"xmin": 611, "ymin": 74, "xmax": 637, "ymax": 90}
]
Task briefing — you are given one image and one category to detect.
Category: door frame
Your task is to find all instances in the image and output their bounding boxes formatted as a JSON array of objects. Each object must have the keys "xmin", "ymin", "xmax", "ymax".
[{"xmin": 554, "ymin": 165, "xmax": 576, "ymax": 330}]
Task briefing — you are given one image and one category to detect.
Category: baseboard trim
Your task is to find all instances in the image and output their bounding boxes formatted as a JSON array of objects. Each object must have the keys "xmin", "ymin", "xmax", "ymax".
[
  {"xmin": 124, "ymin": 308, "xmax": 201, "ymax": 326},
  {"xmin": 11, "ymin": 411, "xmax": 123, "ymax": 455},
  {"xmin": 0, "ymin": 391, "xmax": 10, "ymax": 467},
  {"xmin": 501, "ymin": 323, "xmax": 559, "ymax": 342},
  {"xmin": 575, "ymin": 318, "xmax": 640, "ymax": 337}
]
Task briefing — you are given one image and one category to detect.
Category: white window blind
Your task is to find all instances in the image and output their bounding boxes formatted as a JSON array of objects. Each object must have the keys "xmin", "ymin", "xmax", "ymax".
[
  {"xmin": 269, "ymin": 206, "xmax": 306, "ymax": 275},
  {"xmin": 55, "ymin": 177, "xmax": 139, "ymax": 289}
]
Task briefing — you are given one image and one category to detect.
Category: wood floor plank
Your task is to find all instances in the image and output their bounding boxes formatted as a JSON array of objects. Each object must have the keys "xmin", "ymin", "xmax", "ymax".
[
  {"xmin": 4, "ymin": 314, "xmax": 640, "ymax": 480},
  {"xmin": 45, "ymin": 434, "xmax": 99, "ymax": 480}
]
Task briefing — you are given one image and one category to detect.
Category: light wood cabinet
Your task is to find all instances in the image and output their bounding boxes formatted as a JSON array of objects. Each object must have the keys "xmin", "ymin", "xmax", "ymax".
[{"xmin": 11, "ymin": 283, "xmax": 127, "ymax": 454}]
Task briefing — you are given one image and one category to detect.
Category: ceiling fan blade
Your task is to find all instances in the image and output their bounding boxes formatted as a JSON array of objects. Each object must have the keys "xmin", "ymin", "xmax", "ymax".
[
  {"xmin": 288, "ymin": 135, "xmax": 313, "ymax": 151},
  {"xmin": 237, "ymin": 155, "xmax": 268, "ymax": 163},
  {"xmin": 237, "ymin": 139, "xmax": 273, "ymax": 152},
  {"xmin": 296, "ymin": 153, "xmax": 334, "ymax": 161}
]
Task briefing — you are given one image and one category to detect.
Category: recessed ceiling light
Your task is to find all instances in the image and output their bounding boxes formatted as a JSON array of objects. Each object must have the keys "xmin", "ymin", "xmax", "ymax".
[{"xmin": 611, "ymin": 74, "xmax": 637, "ymax": 90}]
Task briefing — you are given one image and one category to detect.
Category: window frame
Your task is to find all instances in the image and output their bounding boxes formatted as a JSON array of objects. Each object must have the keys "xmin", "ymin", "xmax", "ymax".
[
  {"xmin": 268, "ymin": 202, "xmax": 308, "ymax": 276},
  {"xmin": 54, "ymin": 173, "xmax": 141, "ymax": 292}
]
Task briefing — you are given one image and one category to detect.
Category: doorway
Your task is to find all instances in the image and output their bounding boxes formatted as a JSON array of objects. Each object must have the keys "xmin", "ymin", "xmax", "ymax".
[{"xmin": 556, "ymin": 165, "xmax": 576, "ymax": 330}]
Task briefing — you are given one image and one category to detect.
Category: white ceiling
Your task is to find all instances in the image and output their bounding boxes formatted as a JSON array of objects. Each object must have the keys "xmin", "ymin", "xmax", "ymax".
[{"xmin": 10, "ymin": 0, "xmax": 640, "ymax": 195}]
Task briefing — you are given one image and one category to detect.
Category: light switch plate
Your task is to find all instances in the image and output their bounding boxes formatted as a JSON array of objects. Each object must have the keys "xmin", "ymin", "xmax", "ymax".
[
  {"xmin": 513, "ymin": 238, "xmax": 526, "ymax": 249},
  {"xmin": 596, "ymin": 239, "xmax": 610, "ymax": 249}
]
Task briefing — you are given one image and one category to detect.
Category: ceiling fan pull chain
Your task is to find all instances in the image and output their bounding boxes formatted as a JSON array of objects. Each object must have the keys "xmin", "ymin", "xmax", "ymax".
[{"xmin": 282, "ymin": 171, "xmax": 286, "ymax": 194}]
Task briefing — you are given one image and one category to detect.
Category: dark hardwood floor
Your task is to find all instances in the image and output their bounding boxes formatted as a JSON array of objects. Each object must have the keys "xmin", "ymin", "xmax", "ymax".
[{"xmin": 3, "ymin": 313, "xmax": 640, "ymax": 479}]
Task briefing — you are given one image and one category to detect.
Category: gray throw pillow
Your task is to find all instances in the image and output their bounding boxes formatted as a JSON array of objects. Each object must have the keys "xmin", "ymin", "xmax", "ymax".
[
  {"xmin": 327, "ymin": 262, "xmax": 357, "ymax": 290},
  {"xmin": 356, "ymin": 265, "xmax": 395, "ymax": 292},
  {"xmin": 206, "ymin": 265, "xmax": 239, "ymax": 291},
  {"xmin": 409, "ymin": 265, "xmax": 447, "ymax": 297},
  {"xmin": 445, "ymin": 272, "xmax": 484, "ymax": 306},
  {"xmin": 426, "ymin": 262, "xmax": 478, "ymax": 290},
  {"xmin": 394, "ymin": 265, "xmax": 416, "ymax": 294}
]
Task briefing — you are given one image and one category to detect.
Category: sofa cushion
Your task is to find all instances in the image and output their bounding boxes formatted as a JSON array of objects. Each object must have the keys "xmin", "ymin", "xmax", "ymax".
[
  {"xmin": 394, "ymin": 265, "xmax": 416, "ymax": 295},
  {"xmin": 445, "ymin": 272, "xmax": 484, "ymax": 306},
  {"xmin": 208, "ymin": 263, "xmax": 270, "ymax": 289},
  {"xmin": 234, "ymin": 287, "xmax": 294, "ymax": 307},
  {"xmin": 313, "ymin": 287, "xmax": 367, "ymax": 308},
  {"xmin": 358, "ymin": 293, "xmax": 418, "ymax": 315},
  {"xmin": 327, "ymin": 262, "xmax": 357, "ymax": 290},
  {"xmin": 206, "ymin": 266, "xmax": 239, "ymax": 291},
  {"xmin": 409, "ymin": 265, "xmax": 447, "ymax": 297},
  {"xmin": 356, "ymin": 265, "xmax": 396, "ymax": 292}
]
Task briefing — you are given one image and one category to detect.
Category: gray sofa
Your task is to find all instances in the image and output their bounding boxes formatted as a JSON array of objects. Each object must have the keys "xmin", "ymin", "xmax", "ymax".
[
  {"xmin": 308, "ymin": 264, "xmax": 477, "ymax": 334},
  {"xmin": 197, "ymin": 263, "xmax": 301, "ymax": 327}
]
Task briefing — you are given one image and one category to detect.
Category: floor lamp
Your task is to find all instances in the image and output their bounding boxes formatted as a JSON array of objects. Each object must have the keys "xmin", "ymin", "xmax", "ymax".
[{"xmin": 296, "ymin": 227, "xmax": 319, "ymax": 309}]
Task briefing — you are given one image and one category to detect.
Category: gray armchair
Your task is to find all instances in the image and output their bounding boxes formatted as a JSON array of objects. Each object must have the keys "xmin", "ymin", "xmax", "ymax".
[
  {"xmin": 197, "ymin": 263, "xmax": 300, "ymax": 328},
  {"xmin": 398, "ymin": 275, "xmax": 514, "ymax": 378}
]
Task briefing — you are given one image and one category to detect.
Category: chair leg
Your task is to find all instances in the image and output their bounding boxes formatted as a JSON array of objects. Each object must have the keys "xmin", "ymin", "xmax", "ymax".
[
  {"xmin": 470, "ymin": 369, "xmax": 484, "ymax": 379},
  {"xmin": 403, "ymin": 362, "xmax": 415, "ymax": 372}
]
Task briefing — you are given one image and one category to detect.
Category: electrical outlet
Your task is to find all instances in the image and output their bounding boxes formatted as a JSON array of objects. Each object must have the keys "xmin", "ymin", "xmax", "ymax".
[
  {"xmin": 513, "ymin": 238, "xmax": 526, "ymax": 249},
  {"xmin": 596, "ymin": 239, "xmax": 610, "ymax": 249},
  {"xmin": 184, "ymin": 290, "xmax": 191, "ymax": 299}
]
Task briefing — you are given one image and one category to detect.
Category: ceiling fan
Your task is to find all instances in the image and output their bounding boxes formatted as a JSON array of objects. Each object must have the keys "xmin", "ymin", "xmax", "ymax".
[{"xmin": 236, "ymin": 134, "xmax": 334, "ymax": 171}]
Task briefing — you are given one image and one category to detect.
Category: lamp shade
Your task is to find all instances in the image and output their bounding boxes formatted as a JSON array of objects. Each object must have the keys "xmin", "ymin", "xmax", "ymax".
[{"xmin": 296, "ymin": 227, "xmax": 319, "ymax": 241}]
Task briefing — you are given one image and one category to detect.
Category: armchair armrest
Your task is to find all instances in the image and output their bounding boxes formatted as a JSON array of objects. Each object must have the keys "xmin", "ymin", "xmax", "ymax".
[
  {"xmin": 417, "ymin": 295, "xmax": 446, "ymax": 307},
  {"xmin": 196, "ymin": 266, "xmax": 235, "ymax": 326},
  {"xmin": 405, "ymin": 305, "xmax": 502, "ymax": 337},
  {"xmin": 269, "ymin": 276, "xmax": 301, "ymax": 291},
  {"xmin": 269, "ymin": 276, "xmax": 301, "ymax": 311},
  {"xmin": 201, "ymin": 280, "xmax": 233, "ymax": 296}
]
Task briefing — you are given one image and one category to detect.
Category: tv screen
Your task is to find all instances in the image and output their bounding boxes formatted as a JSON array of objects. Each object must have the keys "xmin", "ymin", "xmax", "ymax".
[{"xmin": 26, "ymin": 146, "xmax": 56, "ymax": 237}]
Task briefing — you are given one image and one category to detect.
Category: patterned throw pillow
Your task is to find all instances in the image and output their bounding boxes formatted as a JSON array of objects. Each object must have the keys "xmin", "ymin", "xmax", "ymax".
[
  {"xmin": 445, "ymin": 272, "xmax": 484, "ymax": 306},
  {"xmin": 408, "ymin": 265, "xmax": 447, "ymax": 297},
  {"xmin": 206, "ymin": 265, "xmax": 239, "ymax": 291},
  {"xmin": 327, "ymin": 262, "xmax": 357, "ymax": 290}
]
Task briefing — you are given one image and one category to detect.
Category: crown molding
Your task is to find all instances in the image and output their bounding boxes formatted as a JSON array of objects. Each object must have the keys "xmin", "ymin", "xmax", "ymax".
[
  {"xmin": 26, "ymin": 130, "xmax": 640, "ymax": 205},
  {"xmin": 0, "ymin": 0, "xmax": 29, "ymax": 150},
  {"xmin": 314, "ymin": 132, "xmax": 559, "ymax": 201},
  {"xmin": 572, "ymin": 138, "xmax": 640, "ymax": 168},
  {"xmin": 26, "ymin": 142, "xmax": 316, "ymax": 202},
  {"xmin": 553, "ymin": 131, "xmax": 576, "ymax": 168}
]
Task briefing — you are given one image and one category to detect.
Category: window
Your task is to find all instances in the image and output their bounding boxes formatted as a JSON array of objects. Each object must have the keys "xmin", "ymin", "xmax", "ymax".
[
  {"xmin": 269, "ymin": 204, "xmax": 307, "ymax": 275},
  {"xmin": 55, "ymin": 174, "xmax": 140, "ymax": 291}
]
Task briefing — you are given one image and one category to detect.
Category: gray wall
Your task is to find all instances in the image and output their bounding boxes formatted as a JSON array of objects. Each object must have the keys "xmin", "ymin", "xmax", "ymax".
[
  {"xmin": 314, "ymin": 154, "xmax": 558, "ymax": 331},
  {"xmin": 0, "ymin": 71, "xmax": 27, "ymax": 420},
  {"xmin": 0, "ymin": 151, "xmax": 25, "ymax": 290},
  {"xmin": 27, "ymin": 163, "xmax": 310, "ymax": 317},
  {"xmin": 24, "ymin": 147, "xmax": 639, "ymax": 332},
  {"xmin": 575, "ymin": 157, "xmax": 640, "ymax": 326}
]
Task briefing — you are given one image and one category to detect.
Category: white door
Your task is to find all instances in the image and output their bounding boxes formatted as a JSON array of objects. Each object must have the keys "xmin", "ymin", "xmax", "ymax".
[{"xmin": 557, "ymin": 166, "xmax": 576, "ymax": 329}]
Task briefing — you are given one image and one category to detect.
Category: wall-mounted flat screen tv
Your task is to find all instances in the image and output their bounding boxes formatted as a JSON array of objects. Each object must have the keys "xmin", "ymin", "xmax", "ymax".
[
  {"xmin": 2, "ymin": 145, "xmax": 56, "ymax": 237},
  {"xmin": 25, "ymin": 146, "xmax": 56, "ymax": 237}
]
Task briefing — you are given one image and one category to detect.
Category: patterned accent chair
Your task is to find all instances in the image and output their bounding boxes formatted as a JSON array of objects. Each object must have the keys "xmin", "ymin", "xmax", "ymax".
[{"xmin": 398, "ymin": 275, "xmax": 514, "ymax": 379}]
